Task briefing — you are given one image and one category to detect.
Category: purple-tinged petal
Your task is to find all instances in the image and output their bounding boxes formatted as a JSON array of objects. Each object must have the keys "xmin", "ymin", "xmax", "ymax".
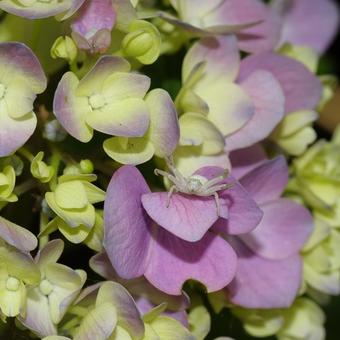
[
  {"xmin": 142, "ymin": 192, "xmax": 221, "ymax": 242},
  {"xmin": 225, "ymin": 70, "xmax": 284, "ymax": 151},
  {"xmin": 76, "ymin": 56, "xmax": 130, "ymax": 96},
  {"xmin": 239, "ymin": 156, "xmax": 288, "ymax": 204},
  {"xmin": 240, "ymin": 199, "xmax": 313, "ymax": 260},
  {"xmin": 104, "ymin": 166, "xmax": 152, "ymax": 279},
  {"xmin": 182, "ymin": 36, "xmax": 240, "ymax": 85},
  {"xmin": 53, "ymin": 72, "xmax": 93, "ymax": 143},
  {"xmin": 0, "ymin": 105, "xmax": 37, "ymax": 157},
  {"xmin": 0, "ymin": 216, "xmax": 37, "ymax": 252},
  {"xmin": 229, "ymin": 144, "xmax": 267, "ymax": 179},
  {"xmin": 226, "ymin": 238, "xmax": 302, "ymax": 308},
  {"xmin": 71, "ymin": 0, "xmax": 116, "ymax": 45},
  {"xmin": 146, "ymin": 89, "xmax": 180, "ymax": 158},
  {"xmin": 0, "ymin": 42, "xmax": 46, "ymax": 93},
  {"xmin": 35, "ymin": 239, "xmax": 64, "ymax": 269},
  {"xmin": 277, "ymin": 0, "xmax": 339, "ymax": 54},
  {"xmin": 145, "ymin": 228, "xmax": 237, "ymax": 295},
  {"xmin": 195, "ymin": 168, "xmax": 263, "ymax": 235},
  {"xmin": 0, "ymin": 1, "xmax": 70, "ymax": 19},
  {"xmin": 239, "ymin": 52, "xmax": 322, "ymax": 113}
]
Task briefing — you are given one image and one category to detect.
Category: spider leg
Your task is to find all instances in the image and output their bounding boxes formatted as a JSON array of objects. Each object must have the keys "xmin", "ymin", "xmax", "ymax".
[
  {"xmin": 214, "ymin": 192, "xmax": 220, "ymax": 217},
  {"xmin": 165, "ymin": 155, "xmax": 188, "ymax": 187},
  {"xmin": 167, "ymin": 186, "xmax": 177, "ymax": 207},
  {"xmin": 200, "ymin": 169, "xmax": 229, "ymax": 190}
]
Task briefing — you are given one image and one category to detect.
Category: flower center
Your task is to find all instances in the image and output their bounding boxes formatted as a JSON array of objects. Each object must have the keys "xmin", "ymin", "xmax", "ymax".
[
  {"xmin": 0, "ymin": 83, "xmax": 6, "ymax": 100},
  {"xmin": 88, "ymin": 93, "xmax": 106, "ymax": 110},
  {"xmin": 6, "ymin": 277, "xmax": 20, "ymax": 291},
  {"xmin": 39, "ymin": 279, "xmax": 54, "ymax": 296}
]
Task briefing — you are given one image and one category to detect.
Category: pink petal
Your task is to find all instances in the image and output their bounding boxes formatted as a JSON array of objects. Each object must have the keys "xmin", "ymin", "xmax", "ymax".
[
  {"xmin": 141, "ymin": 192, "xmax": 220, "ymax": 242},
  {"xmin": 225, "ymin": 70, "xmax": 284, "ymax": 151},
  {"xmin": 145, "ymin": 228, "xmax": 237, "ymax": 295},
  {"xmin": 240, "ymin": 199, "xmax": 313, "ymax": 260},
  {"xmin": 104, "ymin": 166, "xmax": 152, "ymax": 279},
  {"xmin": 229, "ymin": 144, "xmax": 267, "ymax": 179},
  {"xmin": 278, "ymin": 0, "xmax": 339, "ymax": 54},
  {"xmin": 226, "ymin": 238, "xmax": 302, "ymax": 308},
  {"xmin": 239, "ymin": 52, "xmax": 322, "ymax": 113},
  {"xmin": 195, "ymin": 168, "xmax": 263, "ymax": 235},
  {"xmin": 236, "ymin": 2, "xmax": 282, "ymax": 53},
  {"xmin": 239, "ymin": 156, "xmax": 288, "ymax": 205}
]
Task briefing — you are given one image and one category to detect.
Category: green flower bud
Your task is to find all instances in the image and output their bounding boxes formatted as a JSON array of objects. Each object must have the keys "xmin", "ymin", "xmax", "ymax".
[
  {"xmin": 51, "ymin": 36, "xmax": 77, "ymax": 64},
  {"xmin": 79, "ymin": 159, "xmax": 94, "ymax": 174},
  {"xmin": 0, "ymin": 165, "xmax": 17, "ymax": 204},
  {"xmin": 31, "ymin": 151, "xmax": 54, "ymax": 183},
  {"xmin": 122, "ymin": 20, "xmax": 161, "ymax": 65}
]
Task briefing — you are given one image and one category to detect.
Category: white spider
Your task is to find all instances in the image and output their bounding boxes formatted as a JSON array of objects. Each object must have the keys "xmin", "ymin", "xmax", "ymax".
[{"xmin": 154, "ymin": 156, "xmax": 232, "ymax": 216}]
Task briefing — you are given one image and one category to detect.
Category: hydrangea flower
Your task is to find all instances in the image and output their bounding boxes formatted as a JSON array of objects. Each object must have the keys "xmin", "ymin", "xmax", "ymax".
[
  {"xmin": 0, "ymin": 216, "xmax": 39, "ymax": 317},
  {"xmin": 53, "ymin": 56, "xmax": 150, "ymax": 143},
  {"xmin": 19, "ymin": 239, "xmax": 86, "ymax": 337},
  {"xmin": 71, "ymin": 0, "xmax": 116, "ymax": 54},
  {"xmin": 103, "ymin": 88, "xmax": 180, "ymax": 165},
  {"xmin": 104, "ymin": 164, "xmax": 263, "ymax": 295},
  {"xmin": 221, "ymin": 156, "xmax": 313, "ymax": 308},
  {"xmin": 0, "ymin": 0, "xmax": 85, "ymax": 20},
  {"xmin": 31, "ymin": 152, "xmax": 55, "ymax": 183},
  {"xmin": 173, "ymin": 35, "xmax": 285, "ymax": 175},
  {"xmin": 0, "ymin": 42, "xmax": 47, "ymax": 157}
]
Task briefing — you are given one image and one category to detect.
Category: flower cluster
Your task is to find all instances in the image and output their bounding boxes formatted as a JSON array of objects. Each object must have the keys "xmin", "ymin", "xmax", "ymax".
[{"xmin": 0, "ymin": 0, "xmax": 339, "ymax": 339}]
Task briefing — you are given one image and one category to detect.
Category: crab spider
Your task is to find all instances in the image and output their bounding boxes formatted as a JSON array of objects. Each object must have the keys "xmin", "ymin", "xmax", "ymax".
[{"xmin": 154, "ymin": 156, "xmax": 232, "ymax": 216}]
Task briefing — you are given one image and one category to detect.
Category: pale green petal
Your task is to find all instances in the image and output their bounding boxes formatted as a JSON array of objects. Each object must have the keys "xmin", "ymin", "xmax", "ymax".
[
  {"xmin": 148, "ymin": 316, "xmax": 195, "ymax": 340},
  {"xmin": 103, "ymin": 136, "xmax": 155, "ymax": 165},
  {"xmin": 86, "ymin": 98, "xmax": 150, "ymax": 138},
  {"xmin": 59, "ymin": 220, "xmax": 92, "ymax": 244},
  {"xmin": 188, "ymin": 305, "xmax": 211, "ymax": 340},
  {"xmin": 102, "ymin": 72, "xmax": 150, "ymax": 101},
  {"xmin": 55, "ymin": 181, "xmax": 88, "ymax": 209},
  {"xmin": 110, "ymin": 325, "xmax": 133, "ymax": 340},
  {"xmin": 45, "ymin": 192, "xmax": 96, "ymax": 228},
  {"xmin": 84, "ymin": 212, "xmax": 104, "ymax": 252},
  {"xmin": 143, "ymin": 303, "xmax": 168, "ymax": 324},
  {"xmin": 73, "ymin": 302, "xmax": 117, "ymax": 340},
  {"xmin": 5, "ymin": 76, "xmax": 36, "ymax": 118},
  {"xmin": 36, "ymin": 239, "xmax": 64, "ymax": 269},
  {"xmin": 82, "ymin": 182, "xmax": 105, "ymax": 204},
  {"xmin": 179, "ymin": 112, "xmax": 225, "ymax": 155},
  {"xmin": 201, "ymin": 82, "xmax": 253, "ymax": 136},
  {"xmin": 0, "ymin": 280, "xmax": 26, "ymax": 317}
]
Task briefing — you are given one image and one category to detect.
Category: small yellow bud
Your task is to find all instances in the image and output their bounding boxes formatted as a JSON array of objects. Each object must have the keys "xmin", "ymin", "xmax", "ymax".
[
  {"xmin": 80, "ymin": 159, "xmax": 94, "ymax": 174},
  {"xmin": 51, "ymin": 36, "xmax": 77, "ymax": 63}
]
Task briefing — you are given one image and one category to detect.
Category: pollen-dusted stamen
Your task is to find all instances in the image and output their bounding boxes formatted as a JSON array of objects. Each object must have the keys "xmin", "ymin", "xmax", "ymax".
[{"xmin": 154, "ymin": 156, "xmax": 231, "ymax": 216}]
